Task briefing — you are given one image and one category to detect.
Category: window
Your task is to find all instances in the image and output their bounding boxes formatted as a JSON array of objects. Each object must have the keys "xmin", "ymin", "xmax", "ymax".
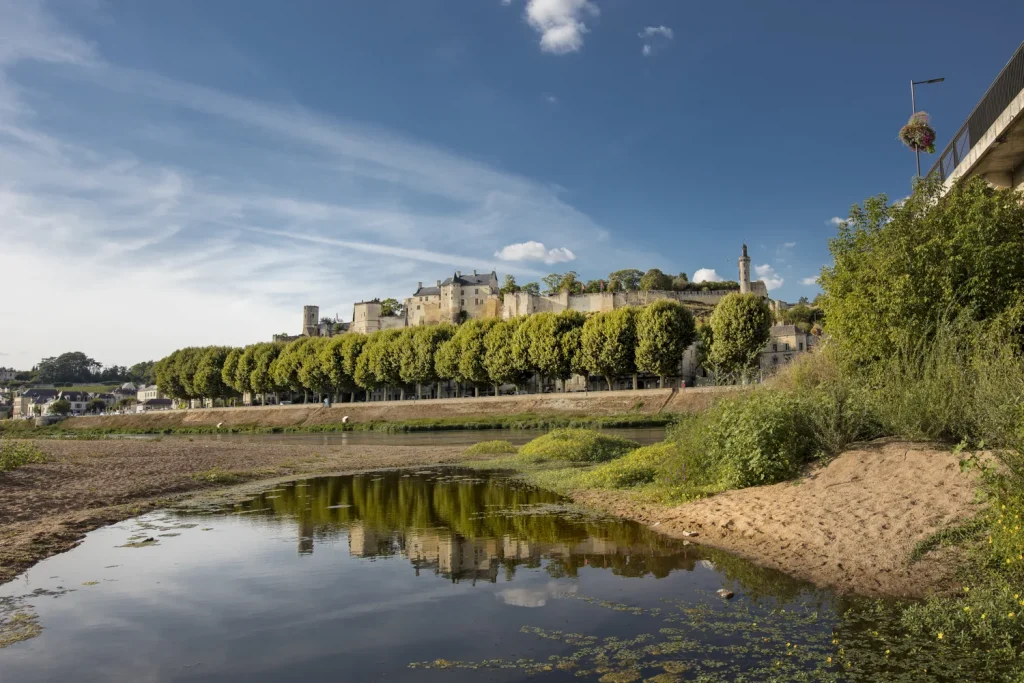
[
  {"xmin": 460, "ymin": 299, "xmax": 465, "ymax": 306},
  {"xmin": 772, "ymin": 356, "xmax": 778, "ymax": 364},
  {"xmin": 798, "ymin": 342, "xmax": 803, "ymax": 351},
  {"xmin": 416, "ymin": 305, "xmax": 421, "ymax": 310},
  {"xmin": 784, "ymin": 343, "xmax": 790, "ymax": 351},
  {"xmin": 772, "ymin": 343, "xmax": 778, "ymax": 352}
]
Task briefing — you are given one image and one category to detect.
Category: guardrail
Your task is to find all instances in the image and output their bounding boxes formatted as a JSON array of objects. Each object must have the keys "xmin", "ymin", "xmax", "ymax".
[{"xmin": 929, "ymin": 41, "xmax": 1024, "ymax": 182}]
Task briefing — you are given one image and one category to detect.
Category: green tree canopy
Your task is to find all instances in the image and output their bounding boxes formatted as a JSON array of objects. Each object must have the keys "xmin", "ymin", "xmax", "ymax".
[
  {"xmin": 49, "ymin": 398, "xmax": 72, "ymax": 416},
  {"xmin": 250, "ymin": 342, "xmax": 284, "ymax": 401},
  {"xmin": 380, "ymin": 298, "xmax": 404, "ymax": 317},
  {"xmin": 193, "ymin": 346, "xmax": 233, "ymax": 400},
  {"xmin": 581, "ymin": 308, "xmax": 638, "ymax": 389},
  {"xmin": 608, "ymin": 269, "xmax": 643, "ymax": 291},
  {"xmin": 820, "ymin": 176, "xmax": 1024, "ymax": 365},
  {"xmin": 706, "ymin": 293, "xmax": 772, "ymax": 377},
  {"xmin": 542, "ymin": 273, "xmax": 563, "ymax": 295},
  {"xmin": 35, "ymin": 352, "xmax": 100, "ymax": 383},
  {"xmin": 484, "ymin": 319, "xmax": 533, "ymax": 391},
  {"xmin": 400, "ymin": 324, "xmax": 454, "ymax": 393},
  {"xmin": 521, "ymin": 282, "xmax": 540, "ymax": 296},
  {"xmin": 671, "ymin": 273, "xmax": 689, "ymax": 291},
  {"xmin": 636, "ymin": 300, "xmax": 697, "ymax": 385},
  {"xmin": 221, "ymin": 348, "xmax": 242, "ymax": 394},
  {"xmin": 639, "ymin": 268, "xmax": 673, "ymax": 291},
  {"xmin": 500, "ymin": 274, "xmax": 520, "ymax": 296},
  {"xmin": 529, "ymin": 311, "xmax": 586, "ymax": 388}
]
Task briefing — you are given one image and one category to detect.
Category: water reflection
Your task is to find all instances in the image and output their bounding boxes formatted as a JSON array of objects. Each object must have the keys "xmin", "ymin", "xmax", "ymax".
[{"xmin": 225, "ymin": 469, "xmax": 705, "ymax": 584}]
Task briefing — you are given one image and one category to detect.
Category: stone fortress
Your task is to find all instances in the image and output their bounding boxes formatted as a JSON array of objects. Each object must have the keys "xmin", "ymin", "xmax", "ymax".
[{"xmin": 279, "ymin": 245, "xmax": 770, "ymax": 339}]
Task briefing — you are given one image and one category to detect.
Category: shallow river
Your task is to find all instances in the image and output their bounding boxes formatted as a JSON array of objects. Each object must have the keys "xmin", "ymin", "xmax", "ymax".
[{"xmin": 0, "ymin": 469, "xmax": 972, "ymax": 681}]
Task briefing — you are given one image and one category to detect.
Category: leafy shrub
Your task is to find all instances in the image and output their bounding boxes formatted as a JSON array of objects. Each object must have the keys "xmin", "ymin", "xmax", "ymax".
[
  {"xmin": 0, "ymin": 440, "xmax": 46, "ymax": 473},
  {"xmin": 517, "ymin": 428, "xmax": 639, "ymax": 464},
  {"xmin": 463, "ymin": 440, "xmax": 518, "ymax": 456},
  {"xmin": 700, "ymin": 390, "xmax": 814, "ymax": 488},
  {"xmin": 581, "ymin": 442, "xmax": 672, "ymax": 488}
]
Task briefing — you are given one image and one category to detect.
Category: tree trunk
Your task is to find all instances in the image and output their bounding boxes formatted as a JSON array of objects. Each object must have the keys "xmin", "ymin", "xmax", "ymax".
[
  {"xmin": 494, "ymin": 383, "xmax": 499, "ymax": 396},
  {"xmin": 474, "ymin": 386, "xmax": 479, "ymax": 398},
  {"xmin": 350, "ymin": 391, "xmax": 356, "ymax": 404},
  {"xmin": 605, "ymin": 376, "xmax": 612, "ymax": 391},
  {"xmin": 417, "ymin": 384, "xmax": 422, "ymax": 399},
  {"xmin": 632, "ymin": 373, "xmax": 638, "ymax": 390},
  {"xmin": 659, "ymin": 375, "xmax": 665, "ymax": 389},
  {"xmin": 400, "ymin": 387, "xmax": 405, "ymax": 400},
  {"xmin": 437, "ymin": 382, "xmax": 443, "ymax": 399}
]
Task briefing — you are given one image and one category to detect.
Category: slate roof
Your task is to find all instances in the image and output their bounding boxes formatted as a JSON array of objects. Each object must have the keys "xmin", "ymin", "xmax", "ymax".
[
  {"xmin": 439, "ymin": 271, "xmax": 497, "ymax": 288},
  {"xmin": 20, "ymin": 388, "xmax": 58, "ymax": 400},
  {"xmin": 412, "ymin": 286, "xmax": 441, "ymax": 297},
  {"xmin": 143, "ymin": 398, "xmax": 173, "ymax": 406}
]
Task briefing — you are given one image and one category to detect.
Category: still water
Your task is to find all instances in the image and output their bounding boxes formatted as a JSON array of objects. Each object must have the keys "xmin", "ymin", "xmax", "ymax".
[{"xmin": 1, "ymin": 469, "xmax": 932, "ymax": 682}]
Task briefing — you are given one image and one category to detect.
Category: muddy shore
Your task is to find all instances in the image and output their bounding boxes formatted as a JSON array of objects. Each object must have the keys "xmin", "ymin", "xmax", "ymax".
[
  {"xmin": 0, "ymin": 439, "xmax": 475, "ymax": 584},
  {"xmin": 1, "ymin": 438, "xmax": 981, "ymax": 599}
]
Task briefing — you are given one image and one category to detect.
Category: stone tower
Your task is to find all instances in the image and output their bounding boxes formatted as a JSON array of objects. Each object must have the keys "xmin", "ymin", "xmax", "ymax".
[
  {"xmin": 738, "ymin": 244, "xmax": 751, "ymax": 294},
  {"xmin": 303, "ymin": 305, "xmax": 320, "ymax": 337}
]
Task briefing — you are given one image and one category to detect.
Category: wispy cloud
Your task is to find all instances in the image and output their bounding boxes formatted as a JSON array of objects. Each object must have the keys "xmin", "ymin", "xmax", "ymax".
[
  {"xmin": 827, "ymin": 216, "xmax": 845, "ymax": 226},
  {"xmin": 495, "ymin": 241, "xmax": 575, "ymax": 265},
  {"xmin": 692, "ymin": 268, "xmax": 723, "ymax": 284},
  {"xmin": 0, "ymin": 0, "xmax": 610, "ymax": 369},
  {"xmin": 524, "ymin": 0, "xmax": 600, "ymax": 54},
  {"xmin": 801, "ymin": 276, "xmax": 819, "ymax": 286},
  {"xmin": 755, "ymin": 264, "xmax": 784, "ymax": 290},
  {"xmin": 545, "ymin": 94, "xmax": 558, "ymax": 104},
  {"xmin": 638, "ymin": 24, "xmax": 674, "ymax": 56}
]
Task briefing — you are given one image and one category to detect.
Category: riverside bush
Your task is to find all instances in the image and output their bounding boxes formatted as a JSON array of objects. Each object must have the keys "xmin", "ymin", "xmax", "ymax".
[
  {"xmin": 581, "ymin": 442, "xmax": 671, "ymax": 488},
  {"xmin": 0, "ymin": 440, "xmax": 46, "ymax": 473},
  {"xmin": 517, "ymin": 429, "xmax": 639, "ymax": 464},
  {"xmin": 463, "ymin": 440, "xmax": 518, "ymax": 456}
]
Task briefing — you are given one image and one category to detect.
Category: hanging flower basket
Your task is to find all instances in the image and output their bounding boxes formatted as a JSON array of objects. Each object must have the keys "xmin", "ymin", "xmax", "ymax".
[{"xmin": 899, "ymin": 112, "xmax": 937, "ymax": 153}]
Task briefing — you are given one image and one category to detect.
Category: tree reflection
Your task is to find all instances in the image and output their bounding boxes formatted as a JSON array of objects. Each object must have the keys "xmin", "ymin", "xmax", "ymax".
[{"xmin": 222, "ymin": 470, "xmax": 804, "ymax": 596}]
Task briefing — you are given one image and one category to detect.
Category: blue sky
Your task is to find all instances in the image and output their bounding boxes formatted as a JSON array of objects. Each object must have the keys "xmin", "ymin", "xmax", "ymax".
[{"xmin": 1, "ymin": 0, "xmax": 1022, "ymax": 370}]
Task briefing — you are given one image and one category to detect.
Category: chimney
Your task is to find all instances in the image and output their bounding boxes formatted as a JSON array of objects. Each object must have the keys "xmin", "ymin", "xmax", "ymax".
[
  {"xmin": 473, "ymin": 269, "xmax": 477, "ymax": 276},
  {"xmin": 418, "ymin": 281, "xmax": 422, "ymax": 289},
  {"xmin": 455, "ymin": 270, "xmax": 461, "ymax": 278},
  {"xmin": 436, "ymin": 280, "xmax": 441, "ymax": 287}
]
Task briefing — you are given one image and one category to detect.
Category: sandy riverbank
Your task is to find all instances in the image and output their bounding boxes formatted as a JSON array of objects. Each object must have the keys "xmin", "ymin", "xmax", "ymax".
[{"xmin": 569, "ymin": 440, "xmax": 982, "ymax": 599}]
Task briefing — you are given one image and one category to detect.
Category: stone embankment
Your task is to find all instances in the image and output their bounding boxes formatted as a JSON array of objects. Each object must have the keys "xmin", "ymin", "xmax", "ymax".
[{"xmin": 61, "ymin": 387, "xmax": 737, "ymax": 432}]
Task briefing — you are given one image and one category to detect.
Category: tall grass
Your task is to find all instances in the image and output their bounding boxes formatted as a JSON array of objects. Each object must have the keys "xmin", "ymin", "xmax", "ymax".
[
  {"xmin": 0, "ymin": 439, "xmax": 46, "ymax": 473},
  {"xmin": 517, "ymin": 429, "xmax": 639, "ymax": 464}
]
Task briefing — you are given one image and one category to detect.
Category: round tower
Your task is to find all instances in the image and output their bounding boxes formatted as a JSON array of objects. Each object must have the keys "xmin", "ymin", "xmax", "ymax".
[
  {"xmin": 303, "ymin": 305, "xmax": 320, "ymax": 337},
  {"xmin": 738, "ymin": 244, "xmax": 751, "ymax": 294}
]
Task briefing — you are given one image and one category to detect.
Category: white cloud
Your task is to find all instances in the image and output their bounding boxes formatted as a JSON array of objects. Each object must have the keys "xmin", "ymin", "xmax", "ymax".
[
  {"xmin": 782, "ymin": 241, "xmax": 796, "ymax": 248},
  {"xmin": 525, "ymin": 0, "xmax": 599, "ymax": 54},
  {"xmin": 692, "ymin": 268, "xmax": 724, "ymax": 284},
  {"xmin": 827, "ymin": 216, "xmax": 845, "ymax": 226},
  {"xmin": 0, "ymin": 0, "xmax": 612, "ymax": 370},
  {"xmin": 545, "ymin": 94, "xmax": 558, "ymax": 104},
  {"xmin": 639, "ymin": 24, "xmax": 673, "ymax": 56},
  {"xmin": 638, "ymin": 26, "xmax": 674, "ymax": 39},
  {"xmin": 495, "ymin": 241, "xmax": 576, "ymax": 264},
  {"xmin": 755, "ymin": 264, "xmax": 784, "ymax": 291},
  {"xmin": 801, "ymin": 276, "xmax": 819, "ymax": 286},
  {"xmin": 500, "ymin": 0, "xmax": 512, "ymax": 5}
]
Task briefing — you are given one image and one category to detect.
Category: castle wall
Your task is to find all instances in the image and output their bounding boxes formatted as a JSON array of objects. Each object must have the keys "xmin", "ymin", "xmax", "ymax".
[{"xmin": 502, "ymin": 286, "xmax": 763, "ymax": 320}]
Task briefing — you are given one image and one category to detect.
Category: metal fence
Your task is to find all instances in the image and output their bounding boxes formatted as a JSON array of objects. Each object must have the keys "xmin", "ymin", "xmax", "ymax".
[{"xmin": 929, "ymin": 41, "xmax": 1024, "ymax": 182}]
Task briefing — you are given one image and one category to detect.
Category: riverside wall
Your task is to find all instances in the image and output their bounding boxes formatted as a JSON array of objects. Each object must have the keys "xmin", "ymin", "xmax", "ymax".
[{"xmin": 60, "ymin": 387, "xmax": 740, "ymax": 431}]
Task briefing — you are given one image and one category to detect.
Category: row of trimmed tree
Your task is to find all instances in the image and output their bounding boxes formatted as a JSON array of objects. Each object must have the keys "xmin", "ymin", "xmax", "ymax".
[{"xmin": 154, "ymin": 295, "xmax": 772, "ymax": 405}]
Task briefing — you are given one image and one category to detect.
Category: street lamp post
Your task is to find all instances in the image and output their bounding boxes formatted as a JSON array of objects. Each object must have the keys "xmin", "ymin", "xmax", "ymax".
[{"xmin": 911, "ymin": 77, "xmax": 945, "ymax": 178}]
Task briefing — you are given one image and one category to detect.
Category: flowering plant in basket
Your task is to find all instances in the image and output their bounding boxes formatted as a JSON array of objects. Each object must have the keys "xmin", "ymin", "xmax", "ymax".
[{"xmin": 900, "ymin": 112, "xmax": 937, "ymax": 153}]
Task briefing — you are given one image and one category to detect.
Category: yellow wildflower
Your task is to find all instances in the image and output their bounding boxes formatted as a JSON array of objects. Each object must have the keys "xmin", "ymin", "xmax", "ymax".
[{"xmin": 937, "ymin": 632, "xmax": 944, "ymax": 640}]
